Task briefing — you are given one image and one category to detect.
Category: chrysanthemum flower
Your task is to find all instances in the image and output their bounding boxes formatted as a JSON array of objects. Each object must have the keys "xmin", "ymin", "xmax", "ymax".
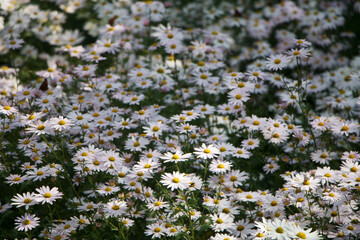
[
  {"xmin": 331, "ymin": 120, "xmax": 357, "ymax": 136},
  {"xmin": 210, "ymin": 213, "xmax": 236, "ymax": 232},
  {"xmin": 104, "ymin": 200, "xmax": 127, "ymax": 217},
  {"xmin": 144, "ymin": 121, "xmax": 165, "ymax": 137},
  {"xmin": 287, "ymin": 224, "xmax": 322, "ymax": 240},
  {"xmin": 14, "ymin": 213, "xmax": 40, "ymax": 232},
  {"xmin": 241, "ymin": 138, "xmax": 260, "ymax": 150},
  {"xmin": 255, "ymin": 218, "xmax": 292, "ymax": 240},
  {"xmin": 160, "ymin": 171, "xmax": 191, "ymax": 191},
  {"xmin": 229, "ymin": 219, "xmax": 254, "ymax": 238},
  {"xmin": 145, "ymin": 222, "xmax": 166, "ymax": 239},
  {"xmin": 209, "ymin": 159, "xmax": 232, "ymax": 174},
  {"xmin": 5, "ymin": 174, "xmax": 27, "ymax": 185},
  {"xmin": 0, "ymin": 104, "xmax": 18, "ymax": 116},
  {"xmin": 266, "ymin": 54, "xmax": 290, "ymax": 71},
  {"xmin": 26, "ymin": 120, "xmax": 51, "ymax": 135},
  {"xmin": 228, "ymin": 88, "xmax": 250, "ymax": 106},
  {"xmin": 34, "ymin": 186, "xmax": 63, "ymax": 205},
  {"xmin": 210, "ymin": 233, "xmax": 238, "ymax": 240},
  {"xmin": 6, "ymin": 38, "xmax": 25, "ymax": 49},
  {"xmin": 160, "ymin": 151, "xmax": 192, "ymax": 163},
  {"xmin": 49, "ymin": 116, "xmax": 73, "ymax": 131},
  {"xmin": 11, "ymin": 192, "xmax": 37, "ymax": 210},
  {"xmin": 194, "ymin": 143, "xmax": 220, "ymax": 159}
]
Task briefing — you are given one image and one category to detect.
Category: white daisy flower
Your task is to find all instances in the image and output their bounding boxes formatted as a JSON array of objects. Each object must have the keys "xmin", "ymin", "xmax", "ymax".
[
  {"xmin": 194, "ymin": 143, "xmax": 220, "ymax": 159},
  {"xmin": 160, "ymin": 171, "xmax": 192, "ymax": 191},
  {"xmin": 49, "ymin": 116, "xmax": 73, "ymax": 131},
  {"xmin": 266, "ymin": 54, "xmax": 290, "ymax": 71},
  {"xmin": 209, "ymin": 159, "xmax": 232, "ymax": 174},
  {"xmin": 11, "ymin": 192, "xmax": 37, "ymax": 210},
  {"xmin": 14, "ymin": 213, "xmax": 40, "ymax": 232},
  {"xmin": 210, "ymin": 213, "xmax": 236, "ymax": 232},
  {"xmin": 34, "ymin": 186, "xmax": 63, "ymax": 205}
]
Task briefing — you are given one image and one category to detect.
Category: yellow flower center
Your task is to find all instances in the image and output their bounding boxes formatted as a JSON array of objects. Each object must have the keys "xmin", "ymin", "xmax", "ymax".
[
  {"xmin": 252, "ymin": 120, "xmax": 260, "ymax": 126},
  {"xmin": 237, "ymin": 225, "xmax": 245, "ymax": 231},
  {"xmin": 303, "ymin": 180, "xmax": 310, "ymax": 185},
  {"xmin": 172, "ymin": 154, "xmax": 180, "ymax": 160},
  {"xmin": 216, "ymin": 218, "xmax": 223, "ymax": 224},
  {"xmin": 200, "ymin": 74, "xmax": 208, "ymax": 79},
  {"xmin": 217, "ymin": 164, "xmax": 225, "ymax": 169},
  {"xmin": 112, "ymin": 205, "xmax": 120, "ymax": 210},
  {"xmin": 324, "ymin": 173, "xmax": 331, "ymax": 178},
  {"xmin": 44, "ymin": 193, "xmax": 52, "ymax": 198},
  {"xmin": 296, "ymin": 232, "xmax": 306, "ymax": 239},
  {"xmin": 14, "ymin": 177, "xmax": 21, "ymax": 181},
  {"xmin": 22, "ymin": 220, "xmax": 31, "ymax": 225},
  {"xmin": 347, "ymin": 226, "xmax": 354, "ymax": 231},
  {"xmin": 341, "ymin": 126, "xmax": 349, "ymax": 131}
]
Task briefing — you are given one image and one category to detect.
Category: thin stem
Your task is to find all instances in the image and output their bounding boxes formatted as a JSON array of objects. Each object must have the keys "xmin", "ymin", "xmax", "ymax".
[
  {"xmin": 47, "ymin": 204, "xmax": 53, "ymax": 233},
  {"xmin": 180, "ymin": 190, "xmax": 195, "ymax": 240}
]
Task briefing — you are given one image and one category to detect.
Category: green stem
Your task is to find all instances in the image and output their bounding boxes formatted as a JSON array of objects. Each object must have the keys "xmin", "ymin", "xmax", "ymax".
[
  {"xmin": 180, "ymin": 190, "xmax": 195, "ymax": 240},
  {"xmin": 47, "ymin": 204, "xmax": 53, "ymax": 232},
  {"xmin": 40, "ymin": 135, "xmax": 99, "ymax": 235}
]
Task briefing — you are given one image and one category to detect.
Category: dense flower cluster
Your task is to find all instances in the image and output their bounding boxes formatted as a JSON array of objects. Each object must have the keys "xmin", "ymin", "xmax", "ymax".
[{"xmin": 0, "ymin": 0, "xmax": 359, "ymax": 239}]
